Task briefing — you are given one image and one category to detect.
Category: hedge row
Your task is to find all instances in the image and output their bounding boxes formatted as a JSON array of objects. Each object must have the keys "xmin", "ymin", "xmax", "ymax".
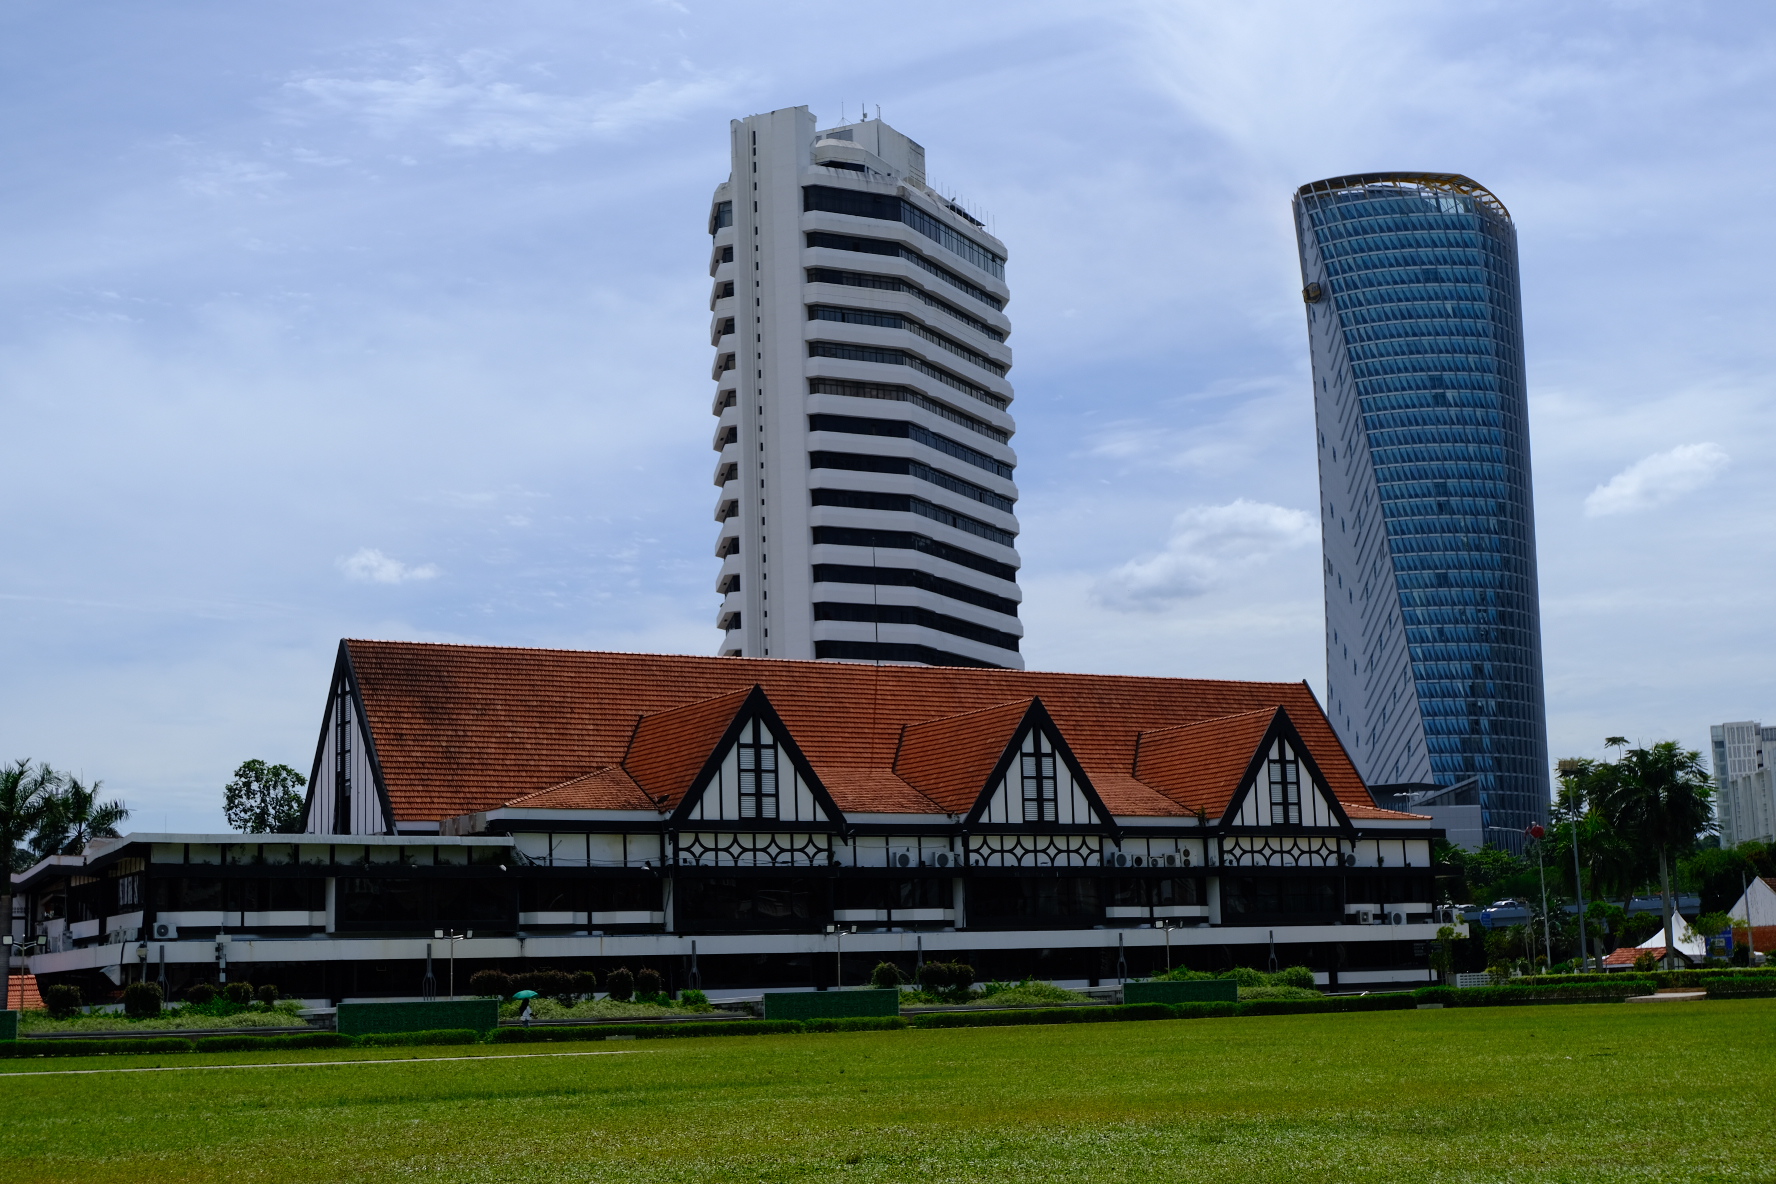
[
  {"xmin": 6, "ymin": 979, "xmax": 1772, "ymax": 1059},
  {"xmin": 1516, "ymin": 969, "xmax": 1776, "ymax": 990},
  {"xmin": 488, "ymin": 1016, "xmax": 907, "ymax": 1043},
  {"xmin": 1411, "ymin": 980, "xmax": 1656, "ymax": 1007},
  {"xmin": 1702, "ymin": 978, "xmax": 1776, "ymax": 998},
  {"xmin": 909, "ymin": 996, "xmax": 1419, "ymax": 1030}
]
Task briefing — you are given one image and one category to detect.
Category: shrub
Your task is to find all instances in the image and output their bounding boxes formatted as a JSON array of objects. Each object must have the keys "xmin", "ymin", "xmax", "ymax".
[
  {"xmin": 1271, "ymin": 965, "xmax": 1317, "ymax": 990},
  {"xmin": 186, "ymin": 983, "xmax": 217, "ymax": 1006},
  {"xmin": 571, "ymin": 970, "xmax": 599, "ymax": 999},
  {"xmin": 44, "ymin": 983, "xmax": 82, "ymax": 1019},
  {"xmin": 636, "ymin": 968, "xmax": 664, "ymax": 1000},
  {"xmin": 1633, "ymin": 951, "xmax": 1659, "ymax": 973},
  {"xmin": 679, "ymin": 988, "xmax": 710, "ymax": 1008},
  {"xmin": 918, "ymin": 962, "xmax": 974, "ymax": 995},
  {"xmin": 469, "ymin": 969, "xmax": 512, "ymax": 999},
  {"xmin": 1239, "ymin": 985, "xmax": 1322, "ymax": 1001},
  {"xmin": 606, "ymin": 967, "xmax": 635, "ymax": 1001},
  {"xmin": 223, "ymin": 982, "xmax": 255, "ymax": 1006},
  {"xmin": 256, "ymin": 984, "xmax": 280, "ymax": 1006},
  {"xmin": 122, "ymin": 981, "xmax": 163, "ymax": 1019},
  {"xmin": 869, "ymin": 962, "xmax": 905, "ymax": 989},
  {"xmin": 538, "ymin": 970, "xmax": 576, "ymax": 1006},
  {"xmin": 1217, "ymin": 966, "xmax": 1267, "ymax": 987},
  {"xmin": 513, "ymin": 970, "xmax": 573, "ymax": 1003}
]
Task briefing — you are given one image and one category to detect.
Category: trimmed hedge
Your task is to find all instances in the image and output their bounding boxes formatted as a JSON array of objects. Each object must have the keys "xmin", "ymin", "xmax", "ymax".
[
  {"xmin": 912, "ymin": 1003, "xmax": 1174, "ymax": 1030},
  {"xmin": 911, "ymin": 997, "xmax": 1415, "ymax": 1030},
  {"xmin": 1414, "ymin": 981, "xmax": 1654, "ymax": 1006},
  {"xmin": 356, "ymin": 1029, "xmax": 480, "ymax": 1048},
  {"xmin": 192, "ymin": 1032, "xmax": 353, "ymax": 1053},
  {"xmin": 489, "ymin": 1020, "xmax": 806, "ymax": 1043},
  {"xmin": 0, "ymin": 1037, "xmax": 198, "ymax": 1058},
  {"xmin": 1703, "ymin": 977, "xmax": 1776, "ymax": 998}
]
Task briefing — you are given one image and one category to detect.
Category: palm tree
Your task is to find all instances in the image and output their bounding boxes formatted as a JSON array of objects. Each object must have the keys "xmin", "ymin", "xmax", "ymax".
[
  {"xmin": 1587, "ymin": 740, "xmax": 1717, "ymax": 969},
  {"xmin": 1, "ymin": 761, "xmax": 59, "ymax": 985},
  {"xmin": 29, "ymin": 776, "xmax": 130, "ymax": 860}
]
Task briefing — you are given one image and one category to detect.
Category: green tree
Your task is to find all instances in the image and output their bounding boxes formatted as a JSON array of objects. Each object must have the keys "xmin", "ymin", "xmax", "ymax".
[
  {"xmin": 1586, "ymin": 740, "xmax": 1717, "ymax": 969},
  {"xmin": 223, "ymin": 760, "xmax": 308, "ymax": 833},
  {"xmin": 1429, "ymin": 925, "xmax": 1465, "ymax": 983},
  {"xmin": 29, "ymin": 775, "xmax": 129, "ymax": 859},
  {"xmin": 0, "ymin": 760, "xmax": 59, "ymax": 960}
]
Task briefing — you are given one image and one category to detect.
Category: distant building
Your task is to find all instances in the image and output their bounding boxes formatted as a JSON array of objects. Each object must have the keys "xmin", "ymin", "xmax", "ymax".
[
  {"xmin": 12, "ymin": 641, "xmax": 1448, "ymax": 1001},
  {"xmin": 707, "ymin": 106, "xmax": 1022, "ymax": 668},
  {"xmin": 1370, "ymin": 779, "xmax": 1483, "ymax": 851},
  {"xmin": 1292, "ymin": 172, "xmax": 1551, "ymax": 849},
  {"xmin": 1709, "ymin": 721, "xmax": 1776, "ymax": 846}
]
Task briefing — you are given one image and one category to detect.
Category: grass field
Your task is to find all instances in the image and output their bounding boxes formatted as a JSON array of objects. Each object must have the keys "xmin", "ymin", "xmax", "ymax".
[{"xmin": 2, "ymin": 1001, "xmax": 1773, "ymax": 1183}]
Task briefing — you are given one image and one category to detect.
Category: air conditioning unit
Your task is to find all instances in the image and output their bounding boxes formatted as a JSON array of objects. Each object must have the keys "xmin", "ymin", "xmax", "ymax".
[
  {"xmin": 888, "ymin": 848, "xmax": 915, "ymax": 869},
  {"xmin": 1391, "ymin": 911, "xmax": 1406, "ymax": 926},
  {"xmin": 926, "ymin": 851, "xmax": 953, "ymax": 869},
  {"xmin": 152, "ymin": 921, "xmax": 177, "ymax": 940},
  {"xmin": 1357, "ymin": 910, "xmax": 1374, "ymax": 925}
]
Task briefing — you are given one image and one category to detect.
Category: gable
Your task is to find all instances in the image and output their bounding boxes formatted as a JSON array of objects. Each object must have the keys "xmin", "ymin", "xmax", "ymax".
[
  {"xmin": 1226, "ymin": 735, "xmax": 1347, "ymax": 829},
  {"xmin": 303, "ymin": 647, "xmax": 395, "ymax": 836},
  {"xmin": 670, "ymin": 706, "xmax": 841, "ymax": 827},
  {"xmin": 968, "ymin": 710, "xmax": 1114, "ymax": 829}
]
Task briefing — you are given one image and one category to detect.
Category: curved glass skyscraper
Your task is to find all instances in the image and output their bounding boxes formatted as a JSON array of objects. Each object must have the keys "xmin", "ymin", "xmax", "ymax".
[{"xmin": 1292, "ymin": 173, "xmax": 1549, "ymax": 846}]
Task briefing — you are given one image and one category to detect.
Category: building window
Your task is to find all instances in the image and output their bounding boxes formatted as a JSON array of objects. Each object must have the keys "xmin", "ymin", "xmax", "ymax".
[
  {"xmin": 1022, "ymin": 735, "xmax": 1058, "ymax": 822},
  {"xmin": 1268, "ymin": 749, "xmax": 1301, "ymax": 824},
  {"xmin": 737, "ymin": 720, "xmax": 779, "ymax": 820}
]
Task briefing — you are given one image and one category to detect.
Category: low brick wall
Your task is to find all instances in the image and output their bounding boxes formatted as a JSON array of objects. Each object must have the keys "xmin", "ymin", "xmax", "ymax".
[
  {"xmin": 1124, "ymin": 980, "xmax": 1239, "ymax": 1005},
  {"xmin": 335, "ymin": 999, "xmax": 500, "ymax": 1036},
  {"xmin": 762, "ymin": 989, "xmax": 900, "ymax": 1021}
]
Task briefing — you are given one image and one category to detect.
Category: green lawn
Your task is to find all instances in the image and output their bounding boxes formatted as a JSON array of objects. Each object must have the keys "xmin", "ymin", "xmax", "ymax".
[{"xmin": 2, "ymin": 1001, "xmax": 1772, "ymax": 1183}]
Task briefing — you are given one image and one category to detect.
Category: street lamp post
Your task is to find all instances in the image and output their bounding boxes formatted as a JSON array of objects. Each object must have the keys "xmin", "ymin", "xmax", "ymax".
[
  {"xmin": 435, "ymin": 930, "xmax": 469, "ymax": 998},
  {"xmin": 1156, "ymin": 920, "xmax": 1173, "ymax": 973},
  {"xmin": 824, "ymin": 924, "xmax": 855, "ymax": 989}
]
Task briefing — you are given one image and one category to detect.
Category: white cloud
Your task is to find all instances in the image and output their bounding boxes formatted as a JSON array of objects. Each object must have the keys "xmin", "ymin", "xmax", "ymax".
[
  {"xmin": 1092, "ymin": 500, "xmax": 1316, "ymax": 610},
  {"xmin": 1583, "ymin": 443, "xmax": 1728, "ymax": 517},
  {"xmin": 282, "ymin": 55, "xmax": 742, "ymax": 152},
  {"xmin": 338, "ymin": 548, "xmax": 440, "ymax": 584}
]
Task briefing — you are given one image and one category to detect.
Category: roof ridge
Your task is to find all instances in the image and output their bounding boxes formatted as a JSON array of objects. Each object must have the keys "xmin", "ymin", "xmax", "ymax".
[{"xmin": 342, "ymin": 639, "xmax": 1316, "ymax": 691}]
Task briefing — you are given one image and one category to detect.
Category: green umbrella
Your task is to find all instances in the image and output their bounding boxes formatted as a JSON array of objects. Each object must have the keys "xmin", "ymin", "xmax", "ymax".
[{"xmin": 512, "ymin": 990, "xmax": 539, "ymax": 999}]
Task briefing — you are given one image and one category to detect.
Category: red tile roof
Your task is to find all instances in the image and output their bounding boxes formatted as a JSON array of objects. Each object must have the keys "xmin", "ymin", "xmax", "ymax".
[
  {"xmin": 7, "ymin": 974, "xmax": 42, "ymax": 1010},
  {"xmin": 623, "ymin": 687, "xmax": 754, "ymax": 808},
  {"xmin": 501, "ymin": 766, "xmax": 653, "ymax": 812},
  {"xmin": 343, "ymin": 641, "xmax": 1380, "ymax": 822},
  {"xmin": 1135, "ymin": 709, "xmax": 1277, "ymax": 815},
  {"xmin": 894, "ymin": 699, "xmax": 1033, "ymax": 814}
]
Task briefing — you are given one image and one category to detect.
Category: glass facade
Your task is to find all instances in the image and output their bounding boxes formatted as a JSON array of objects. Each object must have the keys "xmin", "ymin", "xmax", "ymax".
[{"xmin": 1294, "ymin": 173, "xmax": 1549, "ymax": 843}]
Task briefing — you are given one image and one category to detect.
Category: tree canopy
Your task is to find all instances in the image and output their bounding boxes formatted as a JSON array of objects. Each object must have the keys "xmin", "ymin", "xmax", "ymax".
[{"xmin": 223, "ymin": 759, "xmax": 307, "ymax": 833}]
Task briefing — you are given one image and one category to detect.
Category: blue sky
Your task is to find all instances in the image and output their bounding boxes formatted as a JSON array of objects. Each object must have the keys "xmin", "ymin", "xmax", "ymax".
[{"xmin": 3, "ymin": 1, "xmax": 1773, "ymax": 831}]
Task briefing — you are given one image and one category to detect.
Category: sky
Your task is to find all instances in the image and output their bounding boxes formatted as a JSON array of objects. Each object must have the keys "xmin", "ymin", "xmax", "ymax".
[{"xmin": 2, "ymin": 0, "xmax": 1774, "ymax": 832}]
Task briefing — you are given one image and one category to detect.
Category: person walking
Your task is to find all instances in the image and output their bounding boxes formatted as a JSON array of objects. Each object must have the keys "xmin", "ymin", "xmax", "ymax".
[{"xmin": 519, "ymin": 996, "xmax": 533, "ymax": 1028}]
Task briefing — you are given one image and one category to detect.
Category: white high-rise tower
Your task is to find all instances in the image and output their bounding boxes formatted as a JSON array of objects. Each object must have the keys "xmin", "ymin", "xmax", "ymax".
[{"xmin": 708, "ymin": 106, "xmax": 1022, "ymax": 668}]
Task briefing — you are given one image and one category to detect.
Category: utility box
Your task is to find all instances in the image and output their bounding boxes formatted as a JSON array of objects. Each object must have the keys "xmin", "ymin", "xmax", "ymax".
[
  {"xmin": 1124, "ymin": 980, "xmax": 1238, "ymax": 1005},
  {"xmin": 336, "ymin": 998, "xmax": 499, "ymax": 1036},
  {"xmin": 0, "ymin": 1010, "xmax": 15, "ymax": 1042},
  {"xmin": 762, "ymin": 989, "xmax": 900, "ymax": 1021}
]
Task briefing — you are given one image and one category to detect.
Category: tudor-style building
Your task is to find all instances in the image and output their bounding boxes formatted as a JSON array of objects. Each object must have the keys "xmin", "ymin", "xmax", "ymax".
[{"xmin": 13, "ymin": 642, "xmax": 1451, "ymax": 999}]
